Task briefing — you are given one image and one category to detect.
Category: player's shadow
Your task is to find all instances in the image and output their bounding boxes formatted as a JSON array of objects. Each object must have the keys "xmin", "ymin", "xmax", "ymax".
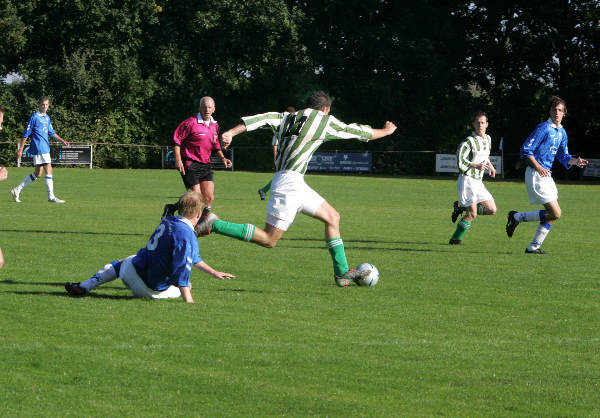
[
  {"xmin": 0, "ymin": 279, "xmax": 133, "ymax": 299},
  {"xmin": 0, "ymin": 228, "xmax": 144, "ymax": 237},
  {"xmin": 4, "ymin": 290, "xmax": 135, "ymax": 300}
]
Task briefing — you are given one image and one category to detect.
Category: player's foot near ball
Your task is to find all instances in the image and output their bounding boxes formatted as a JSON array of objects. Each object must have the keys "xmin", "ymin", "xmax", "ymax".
[
  {"xmin": 334, "ymin": 268, "xmax": 370, "ymax": 287},
  {"xmin": 161, "ymin": 203, "xmax": 178, "ymax": 219},
  {"xmin": 451, "ymin": 201, "xmax": 463, "ymax": 223},
  {"xmin": 195, "ymin": 213, "xmax": 219, "ymax": 237},
  {"xmin": 10, "ymin": 188, "xmax": 21, "ymax": 203},
  {"xmin": 258, "ymin": 189, "xmax": 266, "ymax": 200},
  {"xmin": 525, "ymin": 248, "xmax": 546, "ymax": 254},
  {"xmin": 506, "ymin": 210, "xmax": 518, "ymax": 237},
  {"xmin": 49, "ymin": 197, "xmax": 66, "ymax": 203},
  {"xmin": 65, "ymin": 282, "xmax": 87, "ymax": 296},
  {"xmin": 448, "ymin": 239, "xmax": 463, "ymax": 245}
]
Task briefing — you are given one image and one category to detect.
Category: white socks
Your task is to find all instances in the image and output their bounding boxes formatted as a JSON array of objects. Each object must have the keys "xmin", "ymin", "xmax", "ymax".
[{"xmin": 80, "ymin": 262, "xmax": 119, "ymax": 291}]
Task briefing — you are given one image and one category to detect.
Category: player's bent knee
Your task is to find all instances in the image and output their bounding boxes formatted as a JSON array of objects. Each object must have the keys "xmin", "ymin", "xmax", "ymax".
[{"xmin": 487, "ymin": 207, "xmax": 497, "ymax": 215}]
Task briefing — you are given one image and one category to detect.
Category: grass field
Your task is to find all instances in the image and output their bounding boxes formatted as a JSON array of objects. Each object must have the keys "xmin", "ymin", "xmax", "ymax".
[{"xmin": 1, "ymin": 167, "xmax": 598, "ymax": 416}]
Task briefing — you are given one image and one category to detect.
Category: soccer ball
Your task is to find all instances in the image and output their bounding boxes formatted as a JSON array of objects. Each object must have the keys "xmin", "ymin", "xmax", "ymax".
[{"xmin": 355, "ymin": 263, "xmax": 380, "ymax": 287}]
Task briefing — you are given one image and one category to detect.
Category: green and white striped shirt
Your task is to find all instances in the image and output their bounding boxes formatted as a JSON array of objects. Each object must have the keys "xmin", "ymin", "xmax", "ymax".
[
  {"xmin": 242, "ymin": 109, "xmax": 373, "ymax": 174},
  {"xmin": 457, "ymin": 132, "xmax": 491, "ymax": 180}
]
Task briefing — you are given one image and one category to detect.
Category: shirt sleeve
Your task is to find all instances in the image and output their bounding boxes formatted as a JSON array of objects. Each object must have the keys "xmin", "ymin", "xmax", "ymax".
[
  {"xmin": 556, "ymin": 130, "xmax": 572, "ymax": 169},
  {"xmin": 520, "ymin": 124, "xmax": 546, "ymax": 160},
  {"xmin": 457, "ymin": 139, "xmax": 473, "ymax": 173},
  {"xmin": 213, "ymin": 123, "xmax": 222, "ymax": 151},
  {"xmin": 173, "ymin": 119, "xmax": 189, "ymax": 146},
  {"xmin": 171, "ymin": 230, "xmax": 203, "ymax": 288},
  {"xmin": 324, "ymin": 115, "xmax": 372, "ymax": 142},
  {"xmin": 22, "ymin": 114, "xmax": 35, "ymax": 138},
  {"xmin": 242, "ymin": 112, "xmax": 284, "ymax": 133},
  {"xmin": 47, "ymin": 117, "xmax": 56, "ymax": 137}
]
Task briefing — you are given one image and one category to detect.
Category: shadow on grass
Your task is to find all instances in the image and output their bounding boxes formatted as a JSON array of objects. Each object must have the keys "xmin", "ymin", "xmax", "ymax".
[
  {"xmin": 3, "ymin": 290, "xmax": 135, "ymax": 300},
  {"xmin": 0, "ymin": 279, "xmax": 123, "ymax": 290},
  {"xmin": 0, "ymin": 228, "xmax": 144, "ymax": 237}
]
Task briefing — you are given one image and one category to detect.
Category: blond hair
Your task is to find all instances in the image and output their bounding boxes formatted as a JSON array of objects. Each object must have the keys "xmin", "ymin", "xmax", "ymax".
[{"xmin": 177, "ymin": 191, "xmax": 205, "ymax": 218}]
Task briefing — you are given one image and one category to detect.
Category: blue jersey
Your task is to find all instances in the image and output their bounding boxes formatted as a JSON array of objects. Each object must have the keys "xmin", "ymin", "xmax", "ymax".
[
  {"xmin": 132, "ymin": 216, "xmax": 202, "ymax": 291},
  {"xmin": 520, "ymin": 119, "xmax": 572, "ymax": 171},
  {"xmin": 22, "ymin": 112, "xmax": 56, "ymax": 155}
]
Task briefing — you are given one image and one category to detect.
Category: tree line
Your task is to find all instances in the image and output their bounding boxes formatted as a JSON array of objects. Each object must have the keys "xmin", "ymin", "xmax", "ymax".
[{"xmin": 1, "ymin": 0, "xmax": 598, "ymax": 172}]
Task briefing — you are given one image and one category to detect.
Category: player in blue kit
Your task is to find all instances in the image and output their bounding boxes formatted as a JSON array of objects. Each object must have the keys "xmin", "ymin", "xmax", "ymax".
[
  {"xmin": 65, "ymin": 192, "xmax": 235, "ymax": 302},
  {"xmin": 505, "ymin": 96, "xmax": 588, "ymax": 254},
  {"xmin": 11, "ymin": 97, "xmax": 70, "ymax": 203}
]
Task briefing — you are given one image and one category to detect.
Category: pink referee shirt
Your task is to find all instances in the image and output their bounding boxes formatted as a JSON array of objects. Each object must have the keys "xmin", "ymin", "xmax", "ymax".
[{"xmin": 173, "ymin": 114, "xmax": 221, "ymax": 164}]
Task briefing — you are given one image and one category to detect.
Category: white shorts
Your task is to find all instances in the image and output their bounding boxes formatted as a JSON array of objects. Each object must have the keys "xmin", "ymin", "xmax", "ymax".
[
  {"xmin": 457, "ymin": 174, "xmax": 493, "ymax": 207},
  {"xmin": 525, "ymin": 166, "xmax": 558, "ymax": 205},
  {"xmin": 119, "ymin": 256, "xmax": 182, "ymax": 299},
  {"xmin": 265, "ymin": 170, "xmax": 325, "ymax": 231},
  {"xmin": 33, "ymin": 153, "xmax": 51, "ymax": 166}
]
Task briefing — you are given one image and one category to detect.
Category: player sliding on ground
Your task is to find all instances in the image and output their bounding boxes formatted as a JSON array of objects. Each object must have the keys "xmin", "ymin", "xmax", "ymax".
[
  {"xmin": 65, "ymin": 192, "xmax": 235, "ymax": 302},
  {"xmin": 195, "ymin": 90, "xmax": 397, "ymax": 286}
]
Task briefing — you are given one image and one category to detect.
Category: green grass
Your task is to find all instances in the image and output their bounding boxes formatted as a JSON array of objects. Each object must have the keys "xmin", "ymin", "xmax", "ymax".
[{"xmin": 1, "ymin": 167, "xmax": 598, "ymax": 416}]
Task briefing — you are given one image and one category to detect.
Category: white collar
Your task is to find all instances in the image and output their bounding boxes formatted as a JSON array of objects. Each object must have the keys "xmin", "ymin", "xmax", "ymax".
[
  {"xmin": 197, "ymin": 114, "xmax": 216, "ymax": 126},
  {"xmin": 176, "ymin": 215, "xmax": 195, "ymax": 232},
  {"xmin": 547, "ymin": 118, "xmax": 562, "ymax": 129}
]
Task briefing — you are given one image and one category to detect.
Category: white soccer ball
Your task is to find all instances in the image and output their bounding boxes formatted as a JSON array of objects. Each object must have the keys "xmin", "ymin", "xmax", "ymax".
[{"xmin": 355, "ymin": 263, "xmax": 380, "ymax": 287}]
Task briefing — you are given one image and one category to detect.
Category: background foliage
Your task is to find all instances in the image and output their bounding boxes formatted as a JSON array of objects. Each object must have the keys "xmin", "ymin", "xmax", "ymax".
[{"xmin": 0, "ymin": 0, "xmax": 598, "ymax": 170}]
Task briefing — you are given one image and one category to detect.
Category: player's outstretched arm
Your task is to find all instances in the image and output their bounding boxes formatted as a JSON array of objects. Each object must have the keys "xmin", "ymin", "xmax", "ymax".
[
  {"xmin": 194, "ymin": 260, "xmax": 236, "ymax": 280},
  {"xmin": 569, "ymin": 156, "xmax": 588, "ymax": 168},
  {"xmin": 370, "ymin": 121, "xmax": 397, "ymax": 140},
  {"xmin": 221, "ymin": 124, "xmax": 247, "ymax": 149}
]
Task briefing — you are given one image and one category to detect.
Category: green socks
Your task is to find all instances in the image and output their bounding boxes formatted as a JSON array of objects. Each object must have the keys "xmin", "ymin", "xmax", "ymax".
[
  {"xmin": 327, "ymin": 238, "xmax": 349, "ymax": 277},
  {"xmin": 477, "ymin": 204, "xmax": 487, "ymax": 215},
  {"xmin": 260, "ymin": 181, "xmax": 272, "ymax": 194},
  {"xmin": 450, "ymin": 218, "xmax": 471, "ymax": 241},
  {"xmin": 212, "ymin": 220, "xmax": 255, "ymax": 242}
]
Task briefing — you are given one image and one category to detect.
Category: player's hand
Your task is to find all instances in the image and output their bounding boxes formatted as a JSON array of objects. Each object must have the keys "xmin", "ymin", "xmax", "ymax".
[
  {"xmin": 537, "ymin": 166, "xmax": 551, "ymax": 177},
  {"xmin": 222, "ymin": 158, "xmax": 232, "ymax": 169},
  {"xmin": 221, "ymin": 131, "xmax": 233, "ymax": 149},
  {"xmin": 571, "ymin": 157, "xmax": 588, "ymax": 168},
  {"xmin": 0, "ymin": 167, "xmax": 7, "ymax": 181},
  {"xmin": 63, "ymin": 140, "xmax": 70, "ymax": 147},
  {"xmin": 383, "ymin": 121, "xmax": 397, "ymax": 135},
  {"xmin": 489, "ymin": 165, "xmax": 496, "ymax": 178},
  {"xmin": 213, "ymin": 271, "xmax": 236, "ymax": 280},
  {"xmin": 16, "ymin": 148, "xmax": 23, "ymax": 159},
  {"xmin": 176, "ymin": 160, "xmax": 185, "ymax": 175}
]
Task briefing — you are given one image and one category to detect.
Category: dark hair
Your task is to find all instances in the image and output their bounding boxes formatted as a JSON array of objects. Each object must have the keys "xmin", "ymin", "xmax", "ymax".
[
  {"xmin": 547, "ymin": 95, "xmax": 567, "ymax": 114},
  {"xmin": 38, "ymin": 96, "xmax": 50, "ymax": 104},
  {"xmin": 0, "ymin": 106, "xmax": 4, "ymax": 114},
  {"xmin": 305, "ymin": 91, "xmax": 333, "ymax": 110},
  {"xmin": 472, "ymin": 111, "xmax": 488, "ymax": 122}
]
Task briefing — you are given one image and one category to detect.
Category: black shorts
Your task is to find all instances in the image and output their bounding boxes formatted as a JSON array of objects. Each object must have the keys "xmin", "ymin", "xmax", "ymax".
[{"xmin": 181, "ymin": 160, "xmax": 214, "ymax": 189}]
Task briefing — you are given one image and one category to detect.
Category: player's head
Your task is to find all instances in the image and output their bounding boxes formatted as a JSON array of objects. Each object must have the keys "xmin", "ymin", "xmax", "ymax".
[
  {"xmin": 38, "ymin": 96, "xmax": 50, "ymax": 114},
  {"xmin": 178, "ymin": 191, "xmax": 206, "ymax": 221},
  {"xmin": 472, "ymin": 111, "xmax": 488, "ymax": 135},
  {"xmin": 547, "ymin": 96, "xmax": 567, "ymax": 125},
  {"xmin": 286, "ymin": 106, "xmax": 296, "ymax": 113},
  {"xmin": 306, "ymin": 91, "xmax": 333, "ymax": 113},
  {"xmin": 198, "ymin": 96, "xmax": 215, "ymax": 121}
]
